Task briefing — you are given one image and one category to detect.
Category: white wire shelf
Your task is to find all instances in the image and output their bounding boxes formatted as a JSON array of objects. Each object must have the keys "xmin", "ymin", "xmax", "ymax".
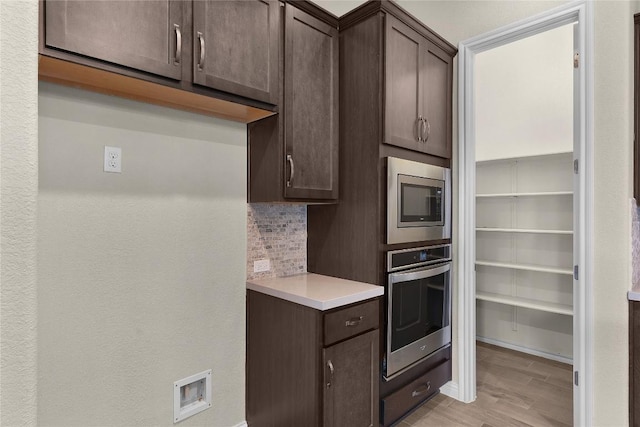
[
  {"xmin": 476, "ymin": 291, "xmax": 573, "ymax": 316},
  {"xmin": 476, "ymin": 191, "xmax": 573, "ymax": 198},
  {"xmin": 475, "ymin": 260, "xmax": 573, "ymax": 275},
  {"xmin": 476, "ymin": 227, "xmax": 573, "ymax": 235}
]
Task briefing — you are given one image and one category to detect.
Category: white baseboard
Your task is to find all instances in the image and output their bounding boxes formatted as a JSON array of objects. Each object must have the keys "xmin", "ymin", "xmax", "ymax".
[
  {"xmin": 233, "ymin": 422, "xmax": 248, "ymax": 427},
  {"xmin": 439, "ymin": 381, "xmax": 459, "ymax": 400},
  {"xmin": 476, "ymin": 336, "xmax": 573, "ymax": 365}
]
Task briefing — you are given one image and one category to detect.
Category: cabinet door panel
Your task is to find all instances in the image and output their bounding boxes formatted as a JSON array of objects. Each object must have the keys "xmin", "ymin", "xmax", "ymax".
[
  {"xmin": 385, "ymin": 15, "xmax": 422, "ymax": 152},
  {"xmin": 193, "ymin": 0, "xmax": 279, "ymax": 104},
  {"xmin": 45, "ymin": 1, "xmax": 182, "ymax": 80},
  {"xmin": 323, "ymin": 330, "xmax": 379, "ymax": 427},
  {"xmin": 284, "ymin": 5, "xmax": 339, "ymax": 200},
  {"xmin": 423, "ymin": 41, "xmax": 453, "ymax": 159}
]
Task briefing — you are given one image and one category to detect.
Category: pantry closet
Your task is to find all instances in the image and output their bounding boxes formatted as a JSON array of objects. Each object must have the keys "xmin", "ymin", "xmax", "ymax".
[{"xmin": 474, "ymin": 25, "xmax": 575, "ymax": 363}]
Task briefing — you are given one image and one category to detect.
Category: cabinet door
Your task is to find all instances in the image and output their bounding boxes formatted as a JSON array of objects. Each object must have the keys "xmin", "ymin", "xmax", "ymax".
[
  {"xmin": 193, "ymin": 0, "xmax": 279, "ymax": 105},
  {"xmin": 323, "ymin": 330, "xmax": 379, "ymax": 427},
  {"xmin": 45, "ymin": 1, "xmax": 182, "ymax": 80},
  {"xmin": 384, "ymin": 15, "xmax": 423, "ymax": 152},
  {"xmin": 422, "ymin": 41, "xmax": 453, "ymax": 159},
  {"xmin": 284, "ymin": 5, "xmax": 339, "ymax": 200}
]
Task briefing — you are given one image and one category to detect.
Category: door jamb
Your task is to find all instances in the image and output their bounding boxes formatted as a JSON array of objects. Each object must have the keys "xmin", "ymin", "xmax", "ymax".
[{"xmin": 455, "ymin": 2, "xmax": 593, "ymax": 426}]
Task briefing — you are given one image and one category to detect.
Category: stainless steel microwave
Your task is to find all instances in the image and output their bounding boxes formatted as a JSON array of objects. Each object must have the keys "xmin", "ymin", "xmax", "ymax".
[{"xmin": 386, "ymin": 157, "xmax": 451, "ymax": 244}]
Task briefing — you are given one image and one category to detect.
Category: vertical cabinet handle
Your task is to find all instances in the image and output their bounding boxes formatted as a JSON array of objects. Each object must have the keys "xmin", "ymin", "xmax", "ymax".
[
  {"xmin": 326, "ymin": 360, "xmax": 334, "ymax": 388},
  {"xmin": 174, "ymin": 24, "xmax": 182, "ymax": 65},
  {"xmin": 197, "ymin": 31, "xmax": 205, "ymax": 71},
  {"xmin": 424, "ymin": 117, "xmax": 431, "ymax": 143},
  {"xmin": 416, "ymin": 116, "xmax": 424, "ymax": 143},
  {"xmin": 286, "ymin": 154, "xmax": 295, "ymax": 188}
]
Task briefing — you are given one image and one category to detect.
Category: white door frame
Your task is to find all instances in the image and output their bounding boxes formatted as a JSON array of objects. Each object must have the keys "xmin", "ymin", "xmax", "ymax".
[{"xmin": 456, "ymin": 1, "xmax": 594, "ymax": 426}]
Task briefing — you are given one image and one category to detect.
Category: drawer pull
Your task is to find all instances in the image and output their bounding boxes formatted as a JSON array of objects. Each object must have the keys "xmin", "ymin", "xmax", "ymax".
[
  {"xmin": 411, "ymin": 381, "xmax": 431, "ymax": 398},
  {"xmin": 345, "ymin": 316, "xmax": 364, "ymax": 327}
]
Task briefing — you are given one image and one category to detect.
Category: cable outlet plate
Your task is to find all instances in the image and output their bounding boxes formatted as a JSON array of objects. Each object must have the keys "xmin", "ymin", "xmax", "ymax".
[
  {"xmin": 174, "ymin": 370, "xmax": 212, "ymax": 423},
  {"xmin": 104, "ymin": 146, "xmax": 122, "ymax": 173}
]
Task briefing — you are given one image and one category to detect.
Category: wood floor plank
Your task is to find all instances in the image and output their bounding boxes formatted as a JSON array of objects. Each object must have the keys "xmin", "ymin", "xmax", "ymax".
[{"xmin": 406, "ymin": 343, "xmax": 572, "ymax": 427}]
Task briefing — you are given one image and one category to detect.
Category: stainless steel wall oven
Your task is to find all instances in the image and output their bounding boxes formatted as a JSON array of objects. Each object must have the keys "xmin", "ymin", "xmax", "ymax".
[{"xmin": 384, "ymin": 244, "xmax": 452, "ymax": 379}]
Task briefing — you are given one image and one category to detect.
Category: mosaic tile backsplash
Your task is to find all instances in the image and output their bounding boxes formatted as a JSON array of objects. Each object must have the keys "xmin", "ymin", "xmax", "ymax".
[{"xmin": 247, "ymin": 204, "xmax": 307, "ymax": 281}]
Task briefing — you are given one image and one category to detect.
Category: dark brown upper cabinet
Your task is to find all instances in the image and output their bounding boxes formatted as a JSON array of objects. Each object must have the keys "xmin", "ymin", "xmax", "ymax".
[
  {"xmin": 192, "ymin": 0, "xmax": 279, "ymax": 105},
  {"xmin": 40, "ymin": 0, "xmax": 279, "ymax": 118},
  {"xmin": 248, "ymin": 2, "xmax": 339, "ymax": 203},
  {"xmin": 284, "ymin": 5, "xmax": 339, "ymax": 200},
  {"xmin": 44, "ymin": 0, "xmax": 183, "ymax": 80},
  {"xmin": 384, "ymin": 14, "xmax": 453, "ymax": 159}
]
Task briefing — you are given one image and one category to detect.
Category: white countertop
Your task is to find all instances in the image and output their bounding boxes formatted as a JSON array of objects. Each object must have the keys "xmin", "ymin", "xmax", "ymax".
[
  {"xmin": 247, "ymin": 273, "xmax": 384, "ymax": 311},
  {"xmin": 629, "ymin": 288, "xmax": 640, "ymax": 301}
]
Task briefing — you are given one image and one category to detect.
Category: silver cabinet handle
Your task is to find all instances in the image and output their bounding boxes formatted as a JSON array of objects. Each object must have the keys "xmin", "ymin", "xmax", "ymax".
[
  {"xmin": 345, "ymin": 316, "xmax": 363, "ymax": 327},
  {"xmin": 286, "ymin": 154, "xmax": 294, "ymax": 188},
  {"xmin": 424, "ymin": 117, "xmax": 431, "ymax": 143},
  {"xmin": 326, "ymin": 360, "xmax": 334, "ymax": 388},
  {"xmin": 197, "ymin": 31, "xmax": 205, "ymax": 71},
  {"xmin": 416, "ymin": 116, "xmax": 424, "ymax": 142},
  {"xmin": 411, "ymin": 381, "xmax": 431, "ymax": 397},
  {"xmin": 174, "ymin": 24, "xmax": 182, "ymax": 65}
]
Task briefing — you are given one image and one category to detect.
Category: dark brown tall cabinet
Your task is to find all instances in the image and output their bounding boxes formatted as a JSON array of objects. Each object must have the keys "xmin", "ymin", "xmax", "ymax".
[
  {"xmin": 248, "ymin": 3, "xmax": 339, "ymax": 202},
  {"xmin": 308, "ymin": 2, "xmax": 456, "ymax": 425}
]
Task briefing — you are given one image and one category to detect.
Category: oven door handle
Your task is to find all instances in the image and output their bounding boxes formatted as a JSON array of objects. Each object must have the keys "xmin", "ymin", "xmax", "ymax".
[{"xmin": 389, "ymin": 263, "xmax": 450, "ymax": 284}]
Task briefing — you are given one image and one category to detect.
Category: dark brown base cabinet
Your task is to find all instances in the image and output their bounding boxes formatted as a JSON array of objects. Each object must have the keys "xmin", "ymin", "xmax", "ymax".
[
  {"xmin": 630, "ymin": 301, "xmax": 640, "ymax": 426},
  {"xmin": 246, "ymin": 290, "xmax": 380, "ymax": 426}
]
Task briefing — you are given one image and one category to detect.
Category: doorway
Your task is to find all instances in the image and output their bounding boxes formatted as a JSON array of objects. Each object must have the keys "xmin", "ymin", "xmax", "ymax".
[{"xmin": 457, "ymin": 2, "xmax": 594, "ymax": 426}]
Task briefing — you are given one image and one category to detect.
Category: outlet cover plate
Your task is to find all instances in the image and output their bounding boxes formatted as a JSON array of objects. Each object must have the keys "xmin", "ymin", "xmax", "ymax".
[
  {"xmin": 104, "ymin": 146, "xmax": 122, "ymax": 173},
  {"xmin": 253, "ymin": 259, "xmax": 270, "ymax": 273}
]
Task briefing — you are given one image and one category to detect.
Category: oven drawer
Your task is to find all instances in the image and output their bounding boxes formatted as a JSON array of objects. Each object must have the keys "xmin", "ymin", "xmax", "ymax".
[
  {"xmin": 380, "ymin": 357, "xmax": 452, "ymax": 427},
  {"xmin": 324, "ymin": 299, "xmax": 379, "ymax": 346}
]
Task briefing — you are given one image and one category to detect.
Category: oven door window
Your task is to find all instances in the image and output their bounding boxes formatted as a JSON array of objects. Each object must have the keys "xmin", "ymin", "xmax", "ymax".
[
  {"xmin": 390, "ymin": 269, "xmax": 449, "ymax": 352},
  {"xmin": 398, "ymin": 175, "xmax": 444, "ymax": 226}
]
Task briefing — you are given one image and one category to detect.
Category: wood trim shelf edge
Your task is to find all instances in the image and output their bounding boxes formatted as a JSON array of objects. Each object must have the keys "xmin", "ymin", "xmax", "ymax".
[{"xmin": 38, "ymin": 55, "xmax": 276, "ymax": 124}]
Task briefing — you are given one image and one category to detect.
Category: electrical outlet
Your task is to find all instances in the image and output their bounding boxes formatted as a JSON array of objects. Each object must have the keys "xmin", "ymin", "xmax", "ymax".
[
  {"xmin": 104, "ymin": 146, "xmax": 122, "ymax": 173},
  {"xmin": 253, "ymin": 259, "xmax": 271, "ymax": 273}
]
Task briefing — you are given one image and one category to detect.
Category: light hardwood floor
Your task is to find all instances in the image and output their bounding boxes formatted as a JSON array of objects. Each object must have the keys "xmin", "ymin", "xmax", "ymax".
[{"xmin": 400, "ymin": 342, "xmax": 573, "ymax": 427}]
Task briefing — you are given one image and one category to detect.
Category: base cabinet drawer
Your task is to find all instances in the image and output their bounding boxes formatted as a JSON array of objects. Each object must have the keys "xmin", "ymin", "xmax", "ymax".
[
  {"xmin": 380, "ymin": 357, "xmax": 452, "ymax": 427},
  {"xmin": 324, "ymin": 299, "xmax": 379, "ymax": 346}
]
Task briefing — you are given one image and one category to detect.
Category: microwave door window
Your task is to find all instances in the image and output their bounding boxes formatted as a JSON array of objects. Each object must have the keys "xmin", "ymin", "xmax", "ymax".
[{"xmin": 401, "ymin": 184, "xmax": 443, "ymax": 224}]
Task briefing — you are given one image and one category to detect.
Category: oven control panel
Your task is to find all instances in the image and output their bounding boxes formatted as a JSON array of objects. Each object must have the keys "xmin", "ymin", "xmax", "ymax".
[{"xmin": 387, "ymin": 244, "xmax": 451, "ymax": 272}]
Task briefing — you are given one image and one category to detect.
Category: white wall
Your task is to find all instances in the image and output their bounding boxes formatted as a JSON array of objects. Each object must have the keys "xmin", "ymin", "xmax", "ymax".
[
  {"xmin": 475, "ymin": 24, "xmax": 574, "ymax": 160},
  {"xmin": 37, "ymin": 83, "xmax": 247, "ymax": 426},
  {"xmin": 0, "ymin": 1, "xmax": 39, "ymax": 425}
]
